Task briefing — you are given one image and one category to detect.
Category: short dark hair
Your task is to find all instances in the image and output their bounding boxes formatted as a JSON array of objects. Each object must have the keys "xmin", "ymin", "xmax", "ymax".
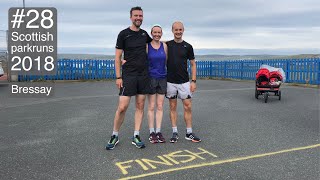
[{"xmin": 130, "ymin": 6, "xmax": 143, "ymax": 17}]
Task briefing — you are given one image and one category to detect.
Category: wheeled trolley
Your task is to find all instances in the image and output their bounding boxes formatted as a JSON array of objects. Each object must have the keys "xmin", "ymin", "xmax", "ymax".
[{"xmin": 255, "ymin": 65, "xmax": 285, "ymax": 103}]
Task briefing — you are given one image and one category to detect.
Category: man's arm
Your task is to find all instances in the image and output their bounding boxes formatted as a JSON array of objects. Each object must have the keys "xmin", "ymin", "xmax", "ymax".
[
  {"xmin": 190, "ymin": 59, "xmax": 197, "ymax": 92},
  {"xmin": 146, "ymin": 44, "xmax": 148, "ymax": 54},
  {"xmin": 190, "ymin": 59, "xmax": 196, "ymax": 81},
  {"xmin": 163, "ymin": 43, "xmax": 168, "ymax": 63},
  {"xmin": 115, "ymin": 48, "xmax": 123, "ymax": 88},
  {"xmin": 147, "ymin": 32, "xmax": 152, "ymax": 43}
]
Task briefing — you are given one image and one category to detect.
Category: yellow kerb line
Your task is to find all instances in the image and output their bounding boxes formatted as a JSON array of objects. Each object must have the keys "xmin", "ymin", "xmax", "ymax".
[{"xmin": 118, "ymin": 144, "xmax": 320, "ymax": 180}]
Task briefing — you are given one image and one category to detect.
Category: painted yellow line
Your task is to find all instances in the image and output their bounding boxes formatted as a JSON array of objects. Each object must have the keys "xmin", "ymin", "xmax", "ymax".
[{"xmin": 118, "ymin": 144, "xmax": 320, "ymax": 180}]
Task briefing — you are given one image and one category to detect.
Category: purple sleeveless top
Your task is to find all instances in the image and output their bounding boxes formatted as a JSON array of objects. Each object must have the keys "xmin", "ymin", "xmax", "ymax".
[{"xmin": 147, "ymin": 42, "xmax": 166, "ymax": 78}]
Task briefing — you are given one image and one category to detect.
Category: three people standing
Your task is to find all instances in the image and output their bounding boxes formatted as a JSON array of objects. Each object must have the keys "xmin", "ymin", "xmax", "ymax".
[{"xmin": 106, "ymin": 7, "xmax": 201, "ymax": 150}]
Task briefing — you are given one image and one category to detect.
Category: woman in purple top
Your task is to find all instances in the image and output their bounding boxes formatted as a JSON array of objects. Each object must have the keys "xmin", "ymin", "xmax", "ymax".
[{"xmin": 147, "ymin": 24, "xmax": 168, "ymax": 143}]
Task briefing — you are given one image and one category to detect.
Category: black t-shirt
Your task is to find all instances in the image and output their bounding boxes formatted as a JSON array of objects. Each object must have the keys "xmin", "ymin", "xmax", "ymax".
[
  {"xmin": 116, "ymin": 27, "xmax": 152, "ymax": 76},
  {"xmin": 166, "ymin": 40, "xmax": 195, "ymax": 84}
]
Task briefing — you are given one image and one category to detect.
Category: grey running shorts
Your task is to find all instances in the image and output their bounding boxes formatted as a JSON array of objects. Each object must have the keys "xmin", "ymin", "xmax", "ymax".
[{"xmin": 166, "ymin": 82, "xmax": 192, "ymax": 99}]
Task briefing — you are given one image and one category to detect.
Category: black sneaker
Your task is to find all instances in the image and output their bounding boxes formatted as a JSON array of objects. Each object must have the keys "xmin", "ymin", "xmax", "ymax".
[
  {"xmin": 149, "ymin": 132, "xmax": 158, "ymax": 143},
  {"xmin": 156, "ymin": 132, "xmax": 166, "ymax": 143},
  {"xmin": 185, "ymin": 133, "xmax": 201, "ymax": 143},
  {"xmin": 132, "ymin": 135, "xmax": 145, "ymax": 148},
  {"xmin": 170, "ymin": 132, "xmax": 179, "ymax": 143},
  {"xmin": 106, "ymin": 135, "xmax": 119, "ymax": 150}
]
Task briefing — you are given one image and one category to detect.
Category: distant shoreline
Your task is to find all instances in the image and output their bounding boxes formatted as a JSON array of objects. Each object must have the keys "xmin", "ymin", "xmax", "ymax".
[
  {"xmin": 57, "ymin": 53, "xmax": 320, "ymax": 61},
  {"xmin": 0, "ymin": 53, "xmax": 319, "ymax": 62}
]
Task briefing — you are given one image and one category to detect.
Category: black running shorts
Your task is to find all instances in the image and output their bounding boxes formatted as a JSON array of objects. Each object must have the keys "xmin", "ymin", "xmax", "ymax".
[
  {"xmin": 119, "ymin": 75, "xmax": 151, "ymax": 96},
  {"xmin": 149, "ymin": 77, "xmax": 167, "ymax": 95}
]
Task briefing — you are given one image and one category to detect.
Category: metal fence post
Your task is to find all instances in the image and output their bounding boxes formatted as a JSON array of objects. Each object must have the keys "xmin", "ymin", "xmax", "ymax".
[
  {"xmin": 286, "ymin": 60, "xmax": 290, "ymax": 83},
  {"xmin": 318, "ymin": 58, "xmax": 320, "ymax": 85},
  {"xmin": 240, "ymin": 61, "xmax": 244, "ymax": 80},
  {"xmin": 224, "ymin": 61, "xmax": 227, "ymax": 78},
  {"xmin": 209, "ymin": 61, "xmax": 212, "ymax": 78}
]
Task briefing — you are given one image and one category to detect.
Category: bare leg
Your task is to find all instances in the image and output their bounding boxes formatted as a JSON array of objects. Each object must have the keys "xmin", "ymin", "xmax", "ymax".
[
  {"xmin": 155, "ymin": 94, "xmax": 165, "ymax": 129},
  {"xmin": 113, "ymin": 96, "xmax": 131, "ymax": 131},
  {"xmin": 147, "ymin": 94, "xmax": 156, "ymax": 129},
  {"xmin": 135, "ymin": 94, "xmax": 146, "ymax": 131},
  {"xmin": 169, "ymin": 99, "xmax": 178, "ymax": 128},
  {"xmin": 182, "ymin": 98, "xmax": 192, "ymax": 128}
]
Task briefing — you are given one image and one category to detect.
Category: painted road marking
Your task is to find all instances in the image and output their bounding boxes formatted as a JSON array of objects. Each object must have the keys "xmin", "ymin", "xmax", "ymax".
[
  {"xmin": 116, "ymin": 148, "xmax": 218, "ymax": 175},
  {"xmin": 118, "ymin": 144, "xmax": 320, "ymax": 180}
]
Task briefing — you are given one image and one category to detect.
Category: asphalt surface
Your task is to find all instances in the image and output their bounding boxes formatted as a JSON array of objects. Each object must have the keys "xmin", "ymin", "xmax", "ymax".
[{"xmin": 0, "ymin": 80, "xmax": 319, "ymax": 180}]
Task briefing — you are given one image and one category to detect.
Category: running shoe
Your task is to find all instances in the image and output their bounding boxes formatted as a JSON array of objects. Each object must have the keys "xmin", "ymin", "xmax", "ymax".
[
  {"xmin": 106, "ymin": 135, "xmax": 119, "ymax": 150},
  {"xmin": 185, "ymin": 133, "xmax": 201, "ymax": 142},
  {"xmin": 149, "ymin": 132, "xmax": 158, "ymax": 143},
  {"xmin": 132, "ymin": 135, "xmax": 146, "ymax": 148},
  {"xmin": 156, "ymin": 132, "xmax": 166, "ymax": 143},
  {"xmin": 170, "ymin": 132, "xmax": 179, "ymax": 143}
]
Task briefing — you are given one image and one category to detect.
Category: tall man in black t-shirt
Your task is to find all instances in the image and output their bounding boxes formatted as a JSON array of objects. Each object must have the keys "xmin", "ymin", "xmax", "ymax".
[
  {"xmin": 166, "ymin": 21, "xmax": 201, "ymax": 143},
  {"xmin": 106, "ymin": 7, "xmax": 152, "ymax": 150}
]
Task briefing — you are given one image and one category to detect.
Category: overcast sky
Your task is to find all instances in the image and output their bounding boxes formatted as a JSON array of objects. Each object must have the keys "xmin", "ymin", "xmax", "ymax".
[{"xmin": 0, "ymin": 0, "xmax": 319, "ymax": 55}]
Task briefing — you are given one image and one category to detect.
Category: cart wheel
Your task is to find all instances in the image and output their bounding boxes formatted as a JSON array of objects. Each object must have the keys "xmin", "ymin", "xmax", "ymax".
[
  {"xmin": 278, "ymin": 90, "xmax": 281, "ymax": 100},
  {"xmin": 255, "ymin": 89, "xmax": 259, "ymax": 99},
  {"xmin": 264, "ymin": 93, "xmax": 268, "ymax": 103}
]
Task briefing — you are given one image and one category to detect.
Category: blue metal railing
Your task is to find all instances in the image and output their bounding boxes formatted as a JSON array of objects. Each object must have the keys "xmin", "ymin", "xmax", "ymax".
[{"xmin": 18, "ymin": 58, "xmax": 320, "ymax": 85}]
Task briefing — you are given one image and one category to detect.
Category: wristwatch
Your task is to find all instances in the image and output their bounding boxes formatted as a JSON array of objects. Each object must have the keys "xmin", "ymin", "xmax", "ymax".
[{"xmin": 191, "ymin": 80, "xmax": 196, "ymax": 83}]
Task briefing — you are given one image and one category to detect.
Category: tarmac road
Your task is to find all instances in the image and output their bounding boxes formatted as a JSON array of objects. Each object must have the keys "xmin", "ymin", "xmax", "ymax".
[{"xmin": 0, "ymin": 80, "xmax": 319, "ymax": 180}]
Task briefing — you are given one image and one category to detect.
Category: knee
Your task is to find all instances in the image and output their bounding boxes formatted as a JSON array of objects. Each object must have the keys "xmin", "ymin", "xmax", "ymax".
[
  {"xmin": 118, "ymin": 105, "xmax": 128, "ymax": 113},
  {"xmin": 136, "ymin": 102, "xmax": 145, "ymax": 111},
  {"xmin": 183, "ymin": 103, "xmax": 192, "ymax": 112},
  {"xmin": 170, "ymin": 105, "xmax": 177, "ymax": 111},
  {"xmin": 169, "ymin": 99, "xmax": 178, "ymax": 112},
  {"xmin": 157, "ymin": 104, "xmax": 163, "ymax": 111},
  {"xmin": 148, "ymin": 104, "xmax": 155, "ymax": 111}
]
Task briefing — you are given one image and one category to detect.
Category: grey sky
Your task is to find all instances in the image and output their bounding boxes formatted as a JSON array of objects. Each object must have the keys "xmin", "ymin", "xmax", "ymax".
[{"xmin": 0, "ymin": 0, "xmax": 319, "ymax": 55}]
